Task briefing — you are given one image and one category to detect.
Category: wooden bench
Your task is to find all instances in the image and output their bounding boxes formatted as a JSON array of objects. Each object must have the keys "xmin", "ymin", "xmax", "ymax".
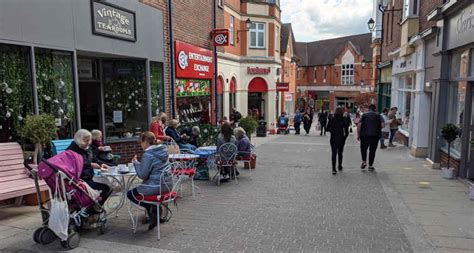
[
  {"xmin": 51, "ymin": 139, "xmax": 73, "ymax": 155},
  {"xmin": 0, "ymin": 142, "xmax": 48, "ymax": 204}
]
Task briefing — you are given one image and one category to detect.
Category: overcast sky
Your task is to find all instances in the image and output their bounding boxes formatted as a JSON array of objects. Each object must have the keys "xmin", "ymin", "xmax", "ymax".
[{"xmin": 281, "ymin": 0, "xmax": 373, "ymax": 42}]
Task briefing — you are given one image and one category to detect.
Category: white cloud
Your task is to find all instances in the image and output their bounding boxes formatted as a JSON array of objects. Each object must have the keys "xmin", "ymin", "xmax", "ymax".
[{"xmin": 281, "ymin": 0, "xmax": 373, "ymax": 42}]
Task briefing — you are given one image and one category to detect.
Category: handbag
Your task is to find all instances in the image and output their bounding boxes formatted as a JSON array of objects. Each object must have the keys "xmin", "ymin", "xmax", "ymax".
[
  {"xmin": 167, "ymin": 139, "xmax": 180, "ymax": 154},
  {"xmin": 48, "ymin": 173, "xmax": 69, "ymax": 241}
]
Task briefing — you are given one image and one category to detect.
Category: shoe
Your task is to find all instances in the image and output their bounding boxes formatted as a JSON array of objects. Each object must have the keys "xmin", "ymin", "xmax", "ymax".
[
  {"xmin": 368, "ymin": 166, "xmax": 375, "ymax": 172},
  {"xmin": 380, "ymin": 145, "xmax": 387, "ymax": 149},
  {"xmin": 332, "ymin": 170, "xmax": 337, "ymax": 175},
  {"xmin": 338, "ymin": 166, "xmax": 343, "ymax": 171},
  {"xmin": 148, "ymin": 206, "xmax": 158, "ymax": 230},
  {"xmin": 388, "ymin": 143, "xmax": 396, "ymax": 147},
  {"xmin": 361, "ymin": 162, "xmax": 367, "ymax": 170}
]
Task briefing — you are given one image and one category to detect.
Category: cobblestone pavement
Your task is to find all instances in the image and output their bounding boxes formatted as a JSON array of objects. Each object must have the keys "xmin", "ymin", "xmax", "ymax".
[{"xmin": 1, "ymin": 130, "xmax": 472, "ymax": 252}]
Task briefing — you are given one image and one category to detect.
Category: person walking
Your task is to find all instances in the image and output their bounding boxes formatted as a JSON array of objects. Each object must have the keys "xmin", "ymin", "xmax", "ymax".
[
  {"xmin": 303, "ymin": 109, "xmax": 313, "ymax": 135},
  {"xmin": 327, "ymin": 107, "xmax": 349, "ymax": 175},
  {"xmin": 318, "ymin": 110, "xmax": 328, "ymax": 136},
  {"xmin": 388, "ymin": 107, "xmax": 401, "ymax": 147},
  {"xmin": 293, "ymin": 110, "xmax": 303, "ymax": 135},
  {"xmin": 380, "ymin": 108, "xmax": 390, "ymax": 149},
  {"xmin": 357, "ymin": 104, "xmax": 384, "ymax": 171}
]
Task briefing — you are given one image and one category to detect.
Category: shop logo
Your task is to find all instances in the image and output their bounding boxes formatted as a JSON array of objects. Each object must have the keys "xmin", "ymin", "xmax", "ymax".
[
  {"xmin": 456, "ymin": 7, "xmax": 474, "ymax": 34},
  {"xmin": 214, "ymin": 34, "xmax": 227, "ymax": 45},
  {"xmin": 178, "ymin": 50, "xmax": 188, "ymax": 70}
]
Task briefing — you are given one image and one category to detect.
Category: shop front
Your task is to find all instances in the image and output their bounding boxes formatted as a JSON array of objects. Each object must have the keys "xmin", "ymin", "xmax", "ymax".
[
  {"xmin": 0, "ymin": 0, "xmax": 165, "ymax": 162},
  {"xmin": 248, "ymin": 77, "xmax": 268, "ymax": 120},
  {"xmin": 174, "ymin": 41, "xmax": 213, "ymax": 124},
  {"xmin": 429, "ymin": 1, "xmax": 474, "ymax": 179},
  {"xmin": 378, "ymin": 63, "xmax": 392, "ymax": 111}
]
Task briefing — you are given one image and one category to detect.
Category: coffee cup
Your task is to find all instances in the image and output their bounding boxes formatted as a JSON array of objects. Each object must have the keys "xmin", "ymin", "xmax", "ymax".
[{"xmin": 103, "ymin": 146, "xmax": 112, "ymax": 152}]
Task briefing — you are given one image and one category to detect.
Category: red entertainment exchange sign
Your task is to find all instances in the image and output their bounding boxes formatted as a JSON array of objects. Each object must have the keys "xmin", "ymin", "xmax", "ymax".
[{"xmin": 175, "ymin": 41, "xmax": 213, "ymax": 80}]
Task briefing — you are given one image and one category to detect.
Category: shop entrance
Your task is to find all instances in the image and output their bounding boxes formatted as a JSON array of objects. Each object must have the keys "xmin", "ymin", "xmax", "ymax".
[
  {"xmin": 467, "ymin": 82, "xmax": 474, "ymax": 179},
  {"xmin": 78, "ymin": 58, "xmax": 101, "ymax": 131},
  {"xmin": 248, "ymin": 77, "xmax": 268, "ymax": 120}
]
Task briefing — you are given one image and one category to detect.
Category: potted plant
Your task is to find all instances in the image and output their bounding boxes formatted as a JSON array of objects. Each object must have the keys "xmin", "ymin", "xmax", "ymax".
[
  {"xmin": 441, "ymin": 123, "xmax": 460, "ymax": 178},
  {"xmin": 239, "ymin": 116, "xmax": 258, "ymax": 141},
  {"xmin": 19, "ymin": 114, "xmax": 57, "ymax": 164}
]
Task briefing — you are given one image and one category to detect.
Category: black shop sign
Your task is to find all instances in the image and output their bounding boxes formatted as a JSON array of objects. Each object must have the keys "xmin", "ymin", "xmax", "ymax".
[{"xmin": 91, "ymin": 0, "xmax": 136, "ymax": 42}]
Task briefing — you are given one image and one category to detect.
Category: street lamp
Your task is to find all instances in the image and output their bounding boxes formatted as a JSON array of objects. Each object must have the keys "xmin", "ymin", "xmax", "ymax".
[
  {"xmin": 245, "ymin": 18, "xmax": 252, "ymax": 29},
  {"xmin": 367, "ymin": 18, "xmax": 375, "ymax": 31},
  {"xmin": 237, "ymin": 18, "xmax": 252, "ymax": 42}
]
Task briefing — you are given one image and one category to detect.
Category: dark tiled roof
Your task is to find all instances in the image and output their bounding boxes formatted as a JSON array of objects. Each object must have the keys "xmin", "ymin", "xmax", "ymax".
[
  {"xmin": 295, "ymin": 33, "xmax": 372, "ymax": 66},
  {"xmin": 280, "ymin": 23, "xmax": 295, "ymax": 54}
]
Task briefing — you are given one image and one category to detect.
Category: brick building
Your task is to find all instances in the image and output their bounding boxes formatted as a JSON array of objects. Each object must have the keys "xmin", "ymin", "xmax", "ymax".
[
  {"xmin": 218, "ymin": 0, "xmax": 282, "ymax": 124},
  {"xmin": 279, "ymin": 24, "xmax": 298, "ymax": 116},
  {"xmin": 294, "ymin": 34, "xmax": 374, "ymax": 113}
]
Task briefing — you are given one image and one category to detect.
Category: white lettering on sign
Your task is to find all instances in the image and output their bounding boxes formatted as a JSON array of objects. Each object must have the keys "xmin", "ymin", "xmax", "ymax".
[
  {"xmin": 97, "ymin": 8, "xmax": 130, "ymax": 25},
  {"xmin": 189, "ymin": 52, "xmax": 212, "ymax": 63},
  {"xmin": 457, "ymin": 7, "xmax": 474, "ymax": 34},
  {"xmin": 194, "ymin": 64, "xmax": 209, "ymax": 72}
]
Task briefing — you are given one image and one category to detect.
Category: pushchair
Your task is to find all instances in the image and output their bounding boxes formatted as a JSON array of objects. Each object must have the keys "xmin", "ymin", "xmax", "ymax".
[
  {"xmin": 277, "ymin": 116, "xmax": 290, "ymax": 134},
  {"xmin": 25, "ymin": 150, "xmax": 108, "ymax": 250}
]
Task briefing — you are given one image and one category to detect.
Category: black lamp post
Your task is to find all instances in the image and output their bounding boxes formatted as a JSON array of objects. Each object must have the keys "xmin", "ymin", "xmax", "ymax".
[{"xmin": 367, "ymin": 18, "xmax": 375, "ymax": 31}]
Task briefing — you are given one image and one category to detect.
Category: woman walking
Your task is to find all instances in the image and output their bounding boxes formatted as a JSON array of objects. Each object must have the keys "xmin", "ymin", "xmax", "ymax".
[
  {"xmin": 327, "ymin": 107, "xmax": 350, "ymax": 175},
  {"xmin": 303, "ymin": 109, "xmax": 313, "ymax": 135}
]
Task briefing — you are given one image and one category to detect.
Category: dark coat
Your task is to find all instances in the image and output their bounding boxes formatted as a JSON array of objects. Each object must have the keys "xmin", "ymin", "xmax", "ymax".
[
  {"xmin": 66, "ymin": 142, "xmax": 97, "ymax": 181},
  {"xmin": 327, "ymin": 115, "xmax": 349, "ymax": 142}
]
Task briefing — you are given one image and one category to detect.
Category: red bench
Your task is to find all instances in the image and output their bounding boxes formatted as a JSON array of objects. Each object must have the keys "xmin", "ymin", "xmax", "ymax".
[{"xmin": 0, "ymin": 142, "xmax": 48, "ymax": 204}]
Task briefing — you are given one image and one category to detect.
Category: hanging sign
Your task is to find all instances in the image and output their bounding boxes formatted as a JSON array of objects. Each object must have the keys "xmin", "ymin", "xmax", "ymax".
[
  {"xmin": 91, "ymin": 0, "xmax": 136, "ymax": 42},
  {"xmin": 175, "ymin": 79, "xmax": 211, "ymax": 97},
  {"xmin": 285, "ymin": 94, "xmax": 293, "ymax": 101},
  {"xmin": 212, "ymin": 29, "xmax": 230, "ymax": 46},
  {"xmin": 276, "ymin": 82, "xmax": 290, "ymax": 92},
  {"xmin": 175, "ymin": 41, "xmax": 213, "ymax": 79}
]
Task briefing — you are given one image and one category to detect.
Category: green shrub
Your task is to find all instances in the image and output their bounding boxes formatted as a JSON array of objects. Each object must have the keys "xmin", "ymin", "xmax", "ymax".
[
  {"xmin": 441, "ymin": 123, "xmax": 459, "ymax": 143},
  {"xmin": 19, "ymin": 114, "xmax": 57, "ymax": 145},
  {"xmin": 239, "ymin": 116, "xmax": 258, "ymax": 136}
]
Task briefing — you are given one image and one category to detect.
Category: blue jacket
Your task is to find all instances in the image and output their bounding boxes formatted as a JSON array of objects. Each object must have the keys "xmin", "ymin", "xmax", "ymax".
[
  {"xmin": 133, "ymin": 145, "xmax": 172, "ymax": 196},
  {"xmin": 165, "ymin": 127, "xmax": 183, "ymax": 144}
]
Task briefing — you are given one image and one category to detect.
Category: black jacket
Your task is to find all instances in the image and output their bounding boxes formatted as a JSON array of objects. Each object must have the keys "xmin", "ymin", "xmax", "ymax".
[
  {"xmin": 327, "ymin": 116, "xmax": 349, "ymax": 141},
  {"xmin": 66, "ymin": 142, "xmax": 97, "ymax": 181}
]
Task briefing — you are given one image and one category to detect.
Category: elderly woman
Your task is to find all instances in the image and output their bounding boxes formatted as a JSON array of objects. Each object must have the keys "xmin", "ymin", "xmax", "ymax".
[
  {"xmin": 127, "ymin": 132, "xmax": 173, "ymax": 230},
  {"xmin": 150, "ymin": 113, "xmax": 170, "ymax": 141},
  {"xmin": 66, "ymin": 129, "xmax": 111, "ymax": 205},
  {"xmin": 188, "ymin": 126, "xmax": 200, "ymax": 147},
  {"xmin": 165, "ymin": 119, "xmax": 196, "ymax": 150},
  {"xmin": 233, "ymin": 127, "xmax": 251, "ymax": 159}
]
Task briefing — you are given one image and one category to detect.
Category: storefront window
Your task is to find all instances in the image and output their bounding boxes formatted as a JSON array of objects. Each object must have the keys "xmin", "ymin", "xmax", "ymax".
[
  {"xmin": 0, "ymin": 44, "xmax": 33, "ymax": 142},
  {"xmin": 103, "ymin": 60, "xmax": 147, "ymax": 140},
  {"xmin": 450, "ymin": 53, "xmax": 461, "ymax": 79},
  {"xmin": 444, "ymin": 82, "xmax": 465, "ymax": 155},
  {"xmin": 35, "ymin": 48, "xmax": 75, "ymax": 139},
  {"xmin": 469, "ymin": 49, "xmax": 474, "ymax": 77},
  {"xmin": 176, "ymin": 79, "xmax": 211, "ymax": 124},
  {"xmin": 150, "ymin": 62, "xmax": 165, "ymax": 116}
]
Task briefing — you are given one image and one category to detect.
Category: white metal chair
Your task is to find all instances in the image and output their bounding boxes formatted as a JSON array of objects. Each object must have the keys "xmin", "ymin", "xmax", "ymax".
[
  {"xmin": 127, "ymin": 162, "xmax": 184, "ymax": 240},
  {"xmin": 172, "ymin": 156, "xmax": 198, "ymax": 200},
  {"xmin": 211, "ymin": 143, "xmax": 238, "ymax": 185},
  {"xmin": 236, "ymin": 144, "xmax": 256, "ymax": 176}
]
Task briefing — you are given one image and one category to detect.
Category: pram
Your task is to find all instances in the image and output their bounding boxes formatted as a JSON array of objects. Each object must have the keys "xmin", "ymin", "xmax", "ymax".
[
  {"xmin": 25, "ymin": 150, "xmax": 108, "ymax": 250},
  {"xmin": 277, "ymin": 116, "xmax": 289, "ymax": 134}
]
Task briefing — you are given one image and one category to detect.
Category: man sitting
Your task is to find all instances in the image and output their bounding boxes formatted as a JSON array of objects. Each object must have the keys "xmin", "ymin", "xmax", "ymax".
[
  {"xmin": 165, "ymin": 119, "xmax": 196, "ymax": 150},
  {"xmin": 278, "ymin": 112, "xmax": 288, "ymax": 128}
]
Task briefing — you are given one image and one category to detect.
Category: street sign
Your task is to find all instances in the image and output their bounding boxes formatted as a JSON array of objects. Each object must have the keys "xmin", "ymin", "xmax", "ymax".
[
  {"xmin": 212, "ymin": 29, "xmax": 230, "ymax": 46},
  {"xmin": 276, "ymin": 82, "xmax": 289, "ymax": 92}
]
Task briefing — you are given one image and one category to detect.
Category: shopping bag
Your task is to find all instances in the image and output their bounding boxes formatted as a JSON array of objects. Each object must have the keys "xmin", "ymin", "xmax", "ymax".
[
  {"xmin": 81, "ymin": 181, "xmax": 101, "ymax": 200},
  {"xmin": 441, "ymin": 167, "xmax": 454, "ymax": 179},
  {"xmin": 315, "ymin": 123, "xmax": 321, "ymax": 131},
  {"xmin": 167, "ymin": 140, "xmax": 180, "ymax": 154},
  {"xmin": 48, "ymin": 173, "xmax": 69, "ymax": 241}
]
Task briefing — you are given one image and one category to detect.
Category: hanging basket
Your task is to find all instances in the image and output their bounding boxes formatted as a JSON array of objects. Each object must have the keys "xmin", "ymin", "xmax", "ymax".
[{"xmin": 441, "ymin": 167, "xmax": 454, "ymax": 179}]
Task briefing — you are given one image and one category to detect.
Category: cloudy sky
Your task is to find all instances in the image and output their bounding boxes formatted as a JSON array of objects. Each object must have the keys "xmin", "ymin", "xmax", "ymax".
[{"xmin": 281, "ymin": 0, "xmax": 373, "ymax": 42}]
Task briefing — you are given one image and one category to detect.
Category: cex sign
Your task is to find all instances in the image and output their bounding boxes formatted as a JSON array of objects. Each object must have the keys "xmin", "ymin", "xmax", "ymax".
[
  {"xmin": 175, "ymin": 41, "xmax": 214, "ymax": 79},
  {"xmin": 212, "ymin": 29, "xmax": 230, "ymax": 46}
]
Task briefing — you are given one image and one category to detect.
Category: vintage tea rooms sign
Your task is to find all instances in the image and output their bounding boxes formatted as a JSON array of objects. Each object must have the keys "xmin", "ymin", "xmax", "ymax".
[{"xmin": 91, "ymin": 0, "xmax": 136, "ymax": 42}]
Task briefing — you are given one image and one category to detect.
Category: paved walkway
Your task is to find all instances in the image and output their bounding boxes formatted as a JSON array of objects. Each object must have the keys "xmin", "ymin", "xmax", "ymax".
[{"xmin": 0, "ymin": 131, "xmax": 473, "ymax": 252}]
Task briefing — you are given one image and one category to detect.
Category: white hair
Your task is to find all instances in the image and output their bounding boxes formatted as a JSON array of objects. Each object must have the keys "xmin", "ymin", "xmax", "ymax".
[
  {"xmin": 74, "ymin": 129, "xmax": 92, "ymax": 148},
  {"xmin": 91, "ymin": 129, "xmax": 102, "ymax": 140},
  {"xmin": 233, "ymin": 127, "xmax": 246, "ymax": 139},
  {"xmin": 192, "ymin": 126, "xmax": 200, "ymax": 135}
]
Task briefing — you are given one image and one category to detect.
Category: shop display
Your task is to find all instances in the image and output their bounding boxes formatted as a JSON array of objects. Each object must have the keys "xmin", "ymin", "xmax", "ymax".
[{"xmin": 176, "ymin": 79, "xmax": 211, "ymax": 123}]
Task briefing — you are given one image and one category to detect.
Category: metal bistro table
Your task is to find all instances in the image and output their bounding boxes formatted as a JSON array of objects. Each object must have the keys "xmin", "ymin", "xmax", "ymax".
[
  {"xmin": 100, "ymin": 167, "xmax": 138, "ymax": 217},
  {"xmin": 194, "ymin": 146, "xmax": 217, "ymax": 181}
]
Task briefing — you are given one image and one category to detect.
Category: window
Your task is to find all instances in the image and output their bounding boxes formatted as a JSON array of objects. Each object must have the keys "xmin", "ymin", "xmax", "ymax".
[
  {"xmin": 314, "ymin": 68, "xmax": 317, "ymax": 82},
  {"xmin": 275, "ymin": 27, "xmax": 280, "ymax": 52},
  {"xmin": 296, "ymin": 68, "xmax": 300, "ymax": 80},
  {"xmin": 341, "ymin": 64, "xmax": 354, "ymax": 85},
  {"xmin": 403, "ymin": 0, "xmax": 419, "ymax": 18},
  {"xmin": 229, "ymin": 15, "xmax": 235, "ymax": 45},
  {"xmin": 150, "ymin": 62, "xmax": 165, "ymax": 116},
  {"xmin": 444, "ymin": 82, "xmax": 465, "ymax": 155},
  {"xmin": 0, "ymin": 44, "xmax": 33, "ymax": 142},
  {"xmin": 324, "ymin": 67, "xmax": 327, "ymax": 82},
  {"xmin": 250, "ymin": 23, "xmax": 265, "ymax": 48},
  {"xmin": 218, "ymin": 0, "xmax": 222, "ymax": 6}
]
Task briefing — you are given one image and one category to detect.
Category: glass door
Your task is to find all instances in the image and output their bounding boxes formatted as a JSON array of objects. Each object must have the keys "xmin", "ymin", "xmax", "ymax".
[{"xmin": 468, "ymin": 82, "xmax": 474, "ymax": 179}]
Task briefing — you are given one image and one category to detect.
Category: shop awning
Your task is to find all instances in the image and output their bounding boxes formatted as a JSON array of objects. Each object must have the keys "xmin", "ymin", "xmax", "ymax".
[{"xmin": 248, "ymin": 77, "xmax": 268, "ymax": 93}]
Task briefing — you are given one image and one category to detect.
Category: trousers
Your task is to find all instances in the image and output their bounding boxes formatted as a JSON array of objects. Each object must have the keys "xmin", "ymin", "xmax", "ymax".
[
  {"xmin": 330, "ymin": 138, "xmax": 346, "ymax": 170},
  {"xmin": 84, "ymin": 180, "xmax": 111, "ymax": 205},
  {"xmin": 389, "ymin": 129, "xmax": 398, "ymax": 144},
  {"xmin": 294, "ymin": 121, "xmax": 301, "ymax": 134},
  {"xmin": 320, "ymin": 123, "xmax": 327, "ymax": 135},
  {"xmin": 360, "ymin": 136, "xmax": 379, "ymax": 166}
]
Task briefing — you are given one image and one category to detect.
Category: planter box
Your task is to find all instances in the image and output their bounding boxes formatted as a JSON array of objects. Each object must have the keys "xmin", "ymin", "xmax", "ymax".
[{"xmin": 244, "ymin": 156, "xmax": 256, "ymax": 169}]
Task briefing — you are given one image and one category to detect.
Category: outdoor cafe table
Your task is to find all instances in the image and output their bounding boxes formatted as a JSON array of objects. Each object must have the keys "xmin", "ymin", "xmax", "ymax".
[
  {"xmin": 194, "ymin": 146, "xmax": 217, "ymax": 180},
  {"xmin": 99, "ymin": 167, "xmax": 137, "ymax": 217}
]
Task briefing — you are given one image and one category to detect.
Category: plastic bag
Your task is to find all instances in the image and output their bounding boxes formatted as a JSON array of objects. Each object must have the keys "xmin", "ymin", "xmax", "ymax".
[
  {"xmin": 48, "ymin": 173, "xmax": 69, "ymax": 241},
  {"xmin": 441, "ymin": 167, "xmax": 454, "ymax": 179},
  {"xmin": 469, "ymin": 186, "xmax": 474, "ymax": 201}
]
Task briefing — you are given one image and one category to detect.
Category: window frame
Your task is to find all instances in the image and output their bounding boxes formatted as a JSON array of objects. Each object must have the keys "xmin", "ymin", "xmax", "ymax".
[
  {"xmin": 403, "ymin": 0, "xmax": 419, "ymax": 19},
  {"xmin": 229, "ymin": 15, "xmax": 235, "ymax": 46},
  {"xmin": 341, "ymin": 64, "xmax": 354, "ymax": 85},
  {"xmin": 275, "ymin": 26, "xmax": 280, "ymax": 52},
  {"xmin": 249, "ymin": 22, "xmax": 265, "ymax": 49}
]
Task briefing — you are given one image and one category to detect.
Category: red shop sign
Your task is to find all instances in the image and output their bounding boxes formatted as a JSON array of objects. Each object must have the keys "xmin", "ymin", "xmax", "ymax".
[
  {"xmin": 276, "ymin": 82, "xmax": 289, "ymax": 92},
  {"xmin": 247, "ymin": 67, "xmax": 271, "ymax": 75},
  {"xmin": 212, "ymin": 29, "xmax": 230, "ymax": 46},
  {"xmin": 175, "ymin": 41, "xmax": 213, "ymax": 79}
]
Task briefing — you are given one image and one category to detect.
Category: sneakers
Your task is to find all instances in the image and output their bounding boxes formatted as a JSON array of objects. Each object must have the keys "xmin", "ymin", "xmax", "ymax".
[
  {"xmin": 380, "ymin": 145, "xmax": 387, "ymax": 149},
  {"xmin": 368, "ymin": 166, "xmax": 375, "ymax": 172},
  {"xmin": 361, "ymin": 162, "xmax": 367, "ymax": 170},
  {"xmin": 388, "ymin": 143, "xmax": 396, "ymax": 147},
  {"xmin": 332, "ymin": 170, "xmax": 337, "ymax": 175},
  {"xmin": 338, "ymin": 166, "xmax": 343, "ymax": 171}
]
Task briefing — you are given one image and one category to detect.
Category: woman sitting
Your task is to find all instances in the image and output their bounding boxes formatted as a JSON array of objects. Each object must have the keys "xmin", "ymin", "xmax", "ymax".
[
  {"xmin": 127, "ymin": 132, "xmax": 173, "ymax": 230},
  {"xmin": 90, "ymin": 129, "xmax": 115, "ymax": 166},
  {"xmin": 233, "ymin": 127, "xmax": 252, "ymax": 159},
  {"xmin": 216, "ymin": 122, "xmax": 236, "ymax": 149},
  {"xmin": 165, "ymin": 119, "xmax": 196, "ymax": 150},
  {"xmin": 66, "ymin": 129, "xmax": 111, "ymax": 205},
  {"xmin": 150, "ymin": 113, "xmax": 171, "ymax": 141}
]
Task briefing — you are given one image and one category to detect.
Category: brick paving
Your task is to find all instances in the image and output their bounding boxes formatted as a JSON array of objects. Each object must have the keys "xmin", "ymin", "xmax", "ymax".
[{"xmin": 2, "ymin": 131, "xmax": 472, "ymax": 252}]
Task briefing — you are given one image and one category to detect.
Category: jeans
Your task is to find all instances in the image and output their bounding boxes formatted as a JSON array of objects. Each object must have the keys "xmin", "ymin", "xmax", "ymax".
[
  {"xmin": 294, "ymin": 121, "xmax": 301, "ymax": 134},
  {"xmin": 330, "ymin": 138, "xmax": 346, "ymax": 170},
  {"xmin": 389, "ymin": 129, "xmax": 398, "ymax": 144},
  {"xmin": 84, "ymin": 180, "xmax": 111, "ymax": 205},
  {"xmin": 360, "ymin": 136, "xmax": 380, "ymax": 166},
  {"xmin": 127, "ymin": 188, "xmax": 153, "ymax": 211},
  {"xmin": 380, "ymin": 131, "xmax": 389, "ymax": 146}
]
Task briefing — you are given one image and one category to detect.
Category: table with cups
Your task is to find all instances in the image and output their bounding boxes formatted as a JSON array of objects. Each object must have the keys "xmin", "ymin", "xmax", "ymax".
[{"xmin": 99, "ymin": 163, "xmax": 137, "ymax": 217}]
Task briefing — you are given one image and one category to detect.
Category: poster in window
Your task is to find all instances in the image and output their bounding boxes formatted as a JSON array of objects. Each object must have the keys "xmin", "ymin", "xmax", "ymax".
[{"xmin": 175, "ymin": 79, "xmax": 210, "ymax": 97}]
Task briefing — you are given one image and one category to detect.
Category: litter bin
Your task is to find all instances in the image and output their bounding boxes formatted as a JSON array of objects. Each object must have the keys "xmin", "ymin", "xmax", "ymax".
[{"xmin": 256, "ymin": 120, "xmax": 267, "ymax": 137}]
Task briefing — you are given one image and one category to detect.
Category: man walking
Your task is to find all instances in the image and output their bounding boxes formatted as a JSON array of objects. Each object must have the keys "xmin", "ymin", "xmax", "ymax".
[
  {"xmin": 318, "ymin": 110, "xmax": 328, "ymax": 136},
  {"xmin": 293, "ymin": 110, "xmax": 302, "ymax": 135},
  {"xmin": 357, "ymin": 104, "xmax": 384, "ymax": 171},
  {"xmin": 387, "ymin": 107, "xmax": 401, "ymax": 147},
  {"xmin": 380, "ymin": 108, "xmax": 390, "ymax": 149}
]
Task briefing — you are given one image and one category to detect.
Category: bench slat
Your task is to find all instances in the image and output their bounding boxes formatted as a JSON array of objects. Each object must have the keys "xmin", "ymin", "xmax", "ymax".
[
  {"xmin": 0, "ymin": 174, "xmax": 29, "ymax": 183},
  {"xmin": 0, "ymin": 179, "xmax": 47, "ymax": 193},
  {"xmin": 0, "ymin": 158, "xmax": 24, "ymax": 167},
  {"xmin": 0, "ymin": 149, "xmax": 24, "ymax": 156},
  {"xmin": 0, "ymin": 163, "xmax": 24, "ymax": 171},
  {"xmin": 0, "ymin": 183, "xmax": 49, "ymax": 201},
  {"xmin": 0, "ymin": 169, "xmax": 26, "ymax": 177}
]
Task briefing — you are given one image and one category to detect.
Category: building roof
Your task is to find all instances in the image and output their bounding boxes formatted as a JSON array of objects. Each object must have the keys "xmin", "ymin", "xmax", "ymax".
[
  {"xmin": 280, "ymin": 23, "xmax": 296, "ymax": 54},
  {"xmin": 295, "ymin": 33, "xmax": 372, "ymax": 66}
]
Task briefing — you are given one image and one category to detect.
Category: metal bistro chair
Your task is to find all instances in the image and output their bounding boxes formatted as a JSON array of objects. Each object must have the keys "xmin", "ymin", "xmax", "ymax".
[
  {"xmin": 236, "ymin": 143, "xmax": 256, "ymax": 177},
  {"xmin": 172, "ymin": 154, "xmax": 199, "ymax": 200},
  {"xmin": 212, "ymin": 143, "xmax": 238, "ymax": 185},
  {"xmin": 128, "ymin": 162, "xmax": 184, "ymax": 240}
]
